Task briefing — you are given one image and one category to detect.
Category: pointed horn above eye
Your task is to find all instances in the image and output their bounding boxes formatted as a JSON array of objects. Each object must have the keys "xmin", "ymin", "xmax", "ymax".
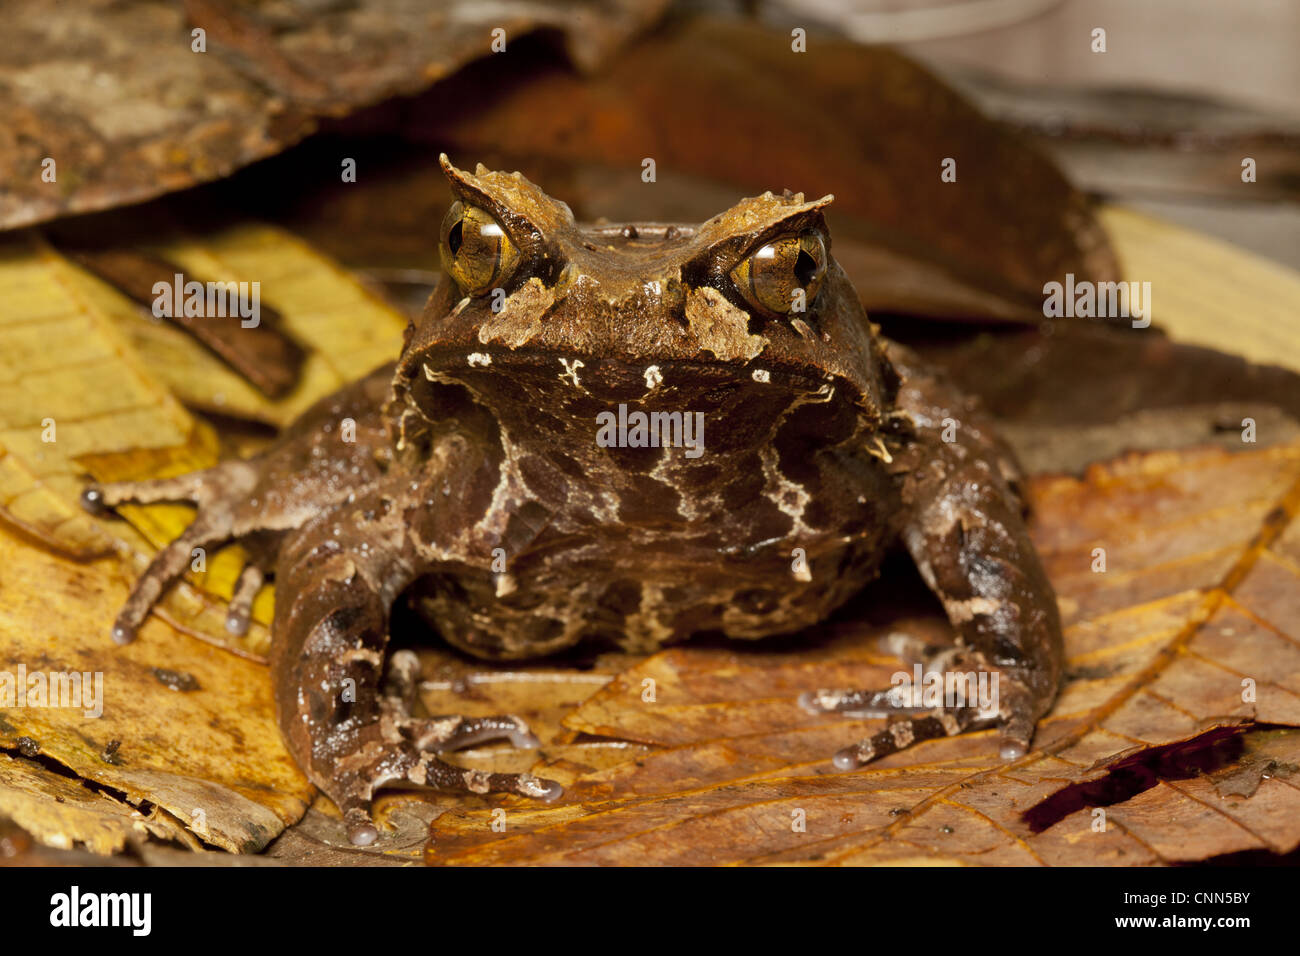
[
  {"xmin": 437, "ymin": 156, "xmax": 574, "ymax": 233},
  {"xmin": 681, "ymin": 189, "xmax": 837, "ymax": 286},
  {"xmin": 436, "ymin": 153, "xmax": 492, "ymax": 180},
  {"xmin": 437, "ymin": 154, "xmax": 495, "ymax": 199},
  {"xmin": 437, "ymin": 152, "xmax": 468, "ymax": 185},
  {"xmin": 436, "ymin": 159, "xmax": 578, "ymax": 278},
  {"xmin": 695, "ymin": 189, "xmax": 835, "ymax": 250}
]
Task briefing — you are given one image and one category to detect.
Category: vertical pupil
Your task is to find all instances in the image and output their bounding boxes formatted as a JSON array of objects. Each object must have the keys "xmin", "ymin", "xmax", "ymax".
[
  {"xmin": 448, "ymin": 219, "xmax": 464, "ymax": 256},
  {"xmin": 794, "ymin": 249, "xmax": 818, "ymax": 287}
]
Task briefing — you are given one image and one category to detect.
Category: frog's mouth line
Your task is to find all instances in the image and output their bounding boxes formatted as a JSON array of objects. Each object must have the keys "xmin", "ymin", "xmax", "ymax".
[{"xmin": 414, "ymin": 345, "xmax": 841, "ymax": 399}]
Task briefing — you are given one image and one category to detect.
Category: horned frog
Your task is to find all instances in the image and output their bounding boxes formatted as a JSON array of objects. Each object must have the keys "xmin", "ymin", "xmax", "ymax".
[{"xmin": 83, "ymin": 157, "xmax": 1062, "ymax": 845}]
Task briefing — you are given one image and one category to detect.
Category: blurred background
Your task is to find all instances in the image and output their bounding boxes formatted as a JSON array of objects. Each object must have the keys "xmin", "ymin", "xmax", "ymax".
[{"xmin": 749, "ymin": 0, "xmax": 1300, "ymax": 268}]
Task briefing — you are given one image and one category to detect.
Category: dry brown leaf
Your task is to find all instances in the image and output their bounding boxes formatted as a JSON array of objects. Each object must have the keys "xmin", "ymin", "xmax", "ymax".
[
  {"xmin": 0, "ymin": 0, "xmax": 666, "ymax": 231},
  {"xmin": 895, "ymin": 204, "xmax": 1300, "ymax": 475},
  {"xmin": 0, "ymin": 517, "xmax": 314, "ymax": 852},
  {"xmin": 0, "ymin": 223, "xmax": 410, "ymax": 657},
  {"xmin": 0, "ymin": 752, "xmax": 189, "ymax": 855},
  {"xmin": 427, "ymin": 442, "xmax": 1300, "ymax": 865},
  {"xmin": 0, "ymin": 232, "xmax": 190, "ymax": 559},
  {"xmin": 64, "ymin": 246, "xmax": 307, "ymax": 401},
  {"xmin": 0, "ymin": 231, "xmax": 274, "ymax": 654},
  {"xmin": 412, "ymin": 647, "xmax": 655, "ymax": 784}
]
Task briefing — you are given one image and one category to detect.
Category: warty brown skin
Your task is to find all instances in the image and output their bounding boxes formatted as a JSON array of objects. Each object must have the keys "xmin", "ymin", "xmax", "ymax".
[{"xmin": 83, "ymin": 158, "xmax": 1063, "ymax": 845}]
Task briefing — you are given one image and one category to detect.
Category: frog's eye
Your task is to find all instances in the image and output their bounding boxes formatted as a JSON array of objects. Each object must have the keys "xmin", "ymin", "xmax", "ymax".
[
  {"xmin": 440, "ymin": 201, "xmax": 521, "ymax": 295},
  {"xmin": 730, "ymin": 233, "xmax": 828, "ymax": 317}
]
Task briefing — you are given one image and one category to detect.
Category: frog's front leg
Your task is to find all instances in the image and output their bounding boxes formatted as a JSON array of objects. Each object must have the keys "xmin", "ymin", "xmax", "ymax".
[
  {"xmin": 82, "ymin": 460, "xmax": 265, "ymax": 643},
  {"xmin": 270, "ymin": 492, "xmax": 562, "ymax": 846},
  {"xmin": 805, "ymin": 344, "xmax": 1064, "ymax": 766},
  {"xmin": 81, "ymin": 365, "xmax": 398, "ymax": 644},
  {"xmin": 81, "ymin": 366, "xmax": 562, "ymax": 844},
  {"xmin": 897, "ymin": 456, "xmax": 1063, "ymax": 761}
]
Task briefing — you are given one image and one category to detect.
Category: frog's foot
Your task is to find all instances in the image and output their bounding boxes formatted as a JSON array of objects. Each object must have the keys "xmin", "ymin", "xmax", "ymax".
[
  {"xmin": 375, "ymin": 651, "xmax": 543, "ymax": 752},
  {"xmin": 797, "ymin": 643, "xmax": 967, "ymax": 718},
  {"xmin": 330, "ymin": 730, "xmax": 563, "ymax": 846},
  {"xmin": 800, "ymin": 644, "xmax": 1000, "ymax": 767},
  {"xmin": 800, "ymin": 678, "xmax": 993, "ymax": 768},
  {"xmin": 837, "ymin": 708, "xmax": 981, "ymax": 768},
  {"xmin": 223, "ymin": 560, "xmax": 266, "ymax": 637},
  {"xmin": 799, "ymin": 683, "xmax": 934, "ymax": 718},
  {"xmin": 81, "ymin": 463, "xmax": 262, "ymax": 644},
  {"xmin": 223, "ymin": 534, "xmax": 281, "ymax": 637},
  {"xmin": 801, "ymin": 664, "xmax": 1043, "ymax": 766},
  {"xmin": 404, "ymin": 714, "xmax": 542, "ymax": 752}
]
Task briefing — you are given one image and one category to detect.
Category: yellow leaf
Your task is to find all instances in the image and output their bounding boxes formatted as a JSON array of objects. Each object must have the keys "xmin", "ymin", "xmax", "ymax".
[
  {"xmin": 1101, "ymin": 204, "xmax": 1300, "ymax": 374},
  {"xmin": 0, "ymin": 522, "xmax": 313, "ymax": 852},
  {"xmin": 66, "ymin": 223, "xmax": 408, "ymax": 427}
]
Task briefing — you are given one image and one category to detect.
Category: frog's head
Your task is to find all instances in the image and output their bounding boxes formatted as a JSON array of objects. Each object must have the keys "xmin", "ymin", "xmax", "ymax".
[{"xmin": 391, "ymin": 158, "xmax": 895, "ymax": 465}]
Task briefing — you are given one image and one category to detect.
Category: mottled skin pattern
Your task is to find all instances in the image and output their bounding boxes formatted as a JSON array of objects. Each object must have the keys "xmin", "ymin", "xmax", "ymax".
[{"xmin": 83, "ymin": 158, "xmax": 1063, "ymax": 845}]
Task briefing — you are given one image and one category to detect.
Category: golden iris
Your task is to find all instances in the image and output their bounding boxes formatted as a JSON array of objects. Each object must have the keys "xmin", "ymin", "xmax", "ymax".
[
  {"xmin": 439, "ymin": 201, "xmax": 520, "ymax": 295},
  {"xmin": 730, "ymin": 232, "xmax": 827, "ymax": 316}
]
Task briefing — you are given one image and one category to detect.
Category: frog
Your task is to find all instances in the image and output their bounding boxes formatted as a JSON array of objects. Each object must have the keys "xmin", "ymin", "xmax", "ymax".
[{"xmin": 81, "ymin": 157, "xmax": 1063, "ymax": 846}]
